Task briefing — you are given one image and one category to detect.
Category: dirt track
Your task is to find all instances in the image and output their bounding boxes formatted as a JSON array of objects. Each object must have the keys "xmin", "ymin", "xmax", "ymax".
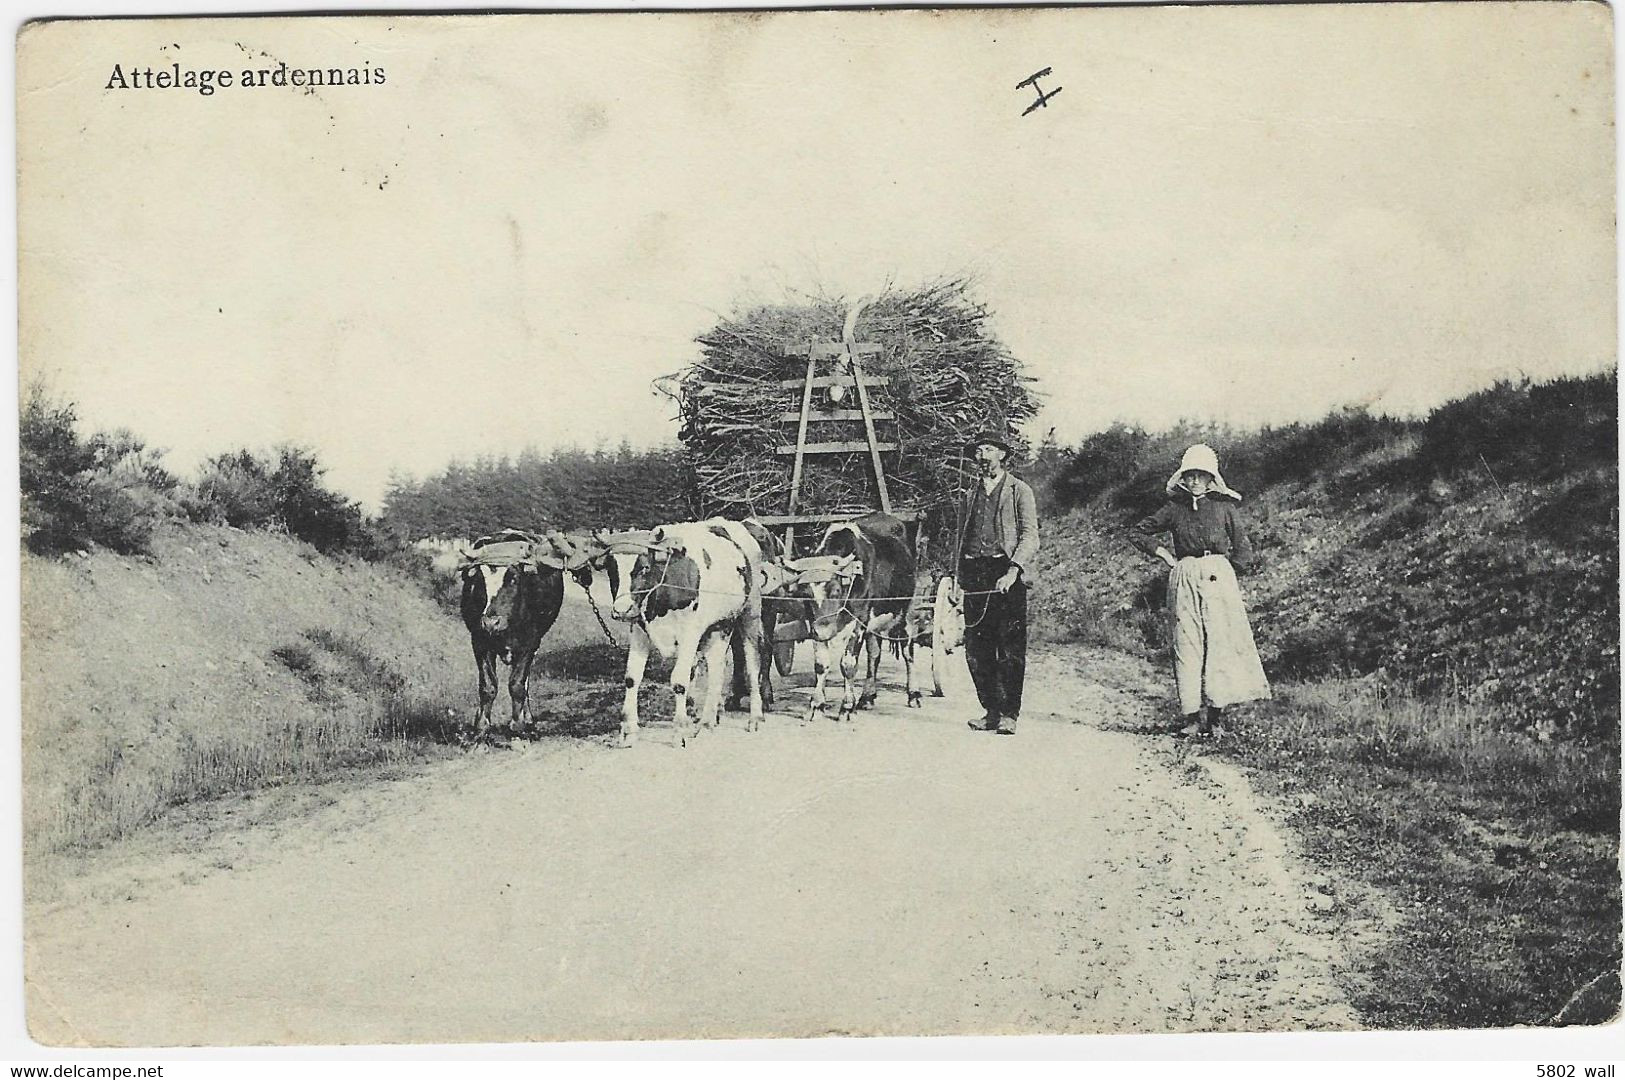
[{"xmin": 25, "ymin": 646, "xmax": 1358, "ymax": 1046}]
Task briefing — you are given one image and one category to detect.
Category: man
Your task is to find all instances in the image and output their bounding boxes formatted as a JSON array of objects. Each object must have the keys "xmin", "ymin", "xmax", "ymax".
[{"xmin": 958, "ymin": 431, "xmax": 1040, "ymax": 735}]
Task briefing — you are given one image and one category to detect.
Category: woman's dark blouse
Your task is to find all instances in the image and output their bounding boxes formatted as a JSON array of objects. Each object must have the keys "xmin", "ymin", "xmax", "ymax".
[{"xmin": 1130, "ymin": 495, "xmax": 1256, "ymax": 567}]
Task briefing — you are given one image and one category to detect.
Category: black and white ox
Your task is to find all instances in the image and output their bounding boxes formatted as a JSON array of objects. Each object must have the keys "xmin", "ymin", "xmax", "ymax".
[
  {"xmin": 789, "ymin": 511, "xmax": 924, "ymax": 721},
  {"xmin": 594, "ymin": 519, "xmax": 767, "ymax": 748},
  {"xmin": 457, "ymin": 530, "xmax": 566, "ymax": 738}
]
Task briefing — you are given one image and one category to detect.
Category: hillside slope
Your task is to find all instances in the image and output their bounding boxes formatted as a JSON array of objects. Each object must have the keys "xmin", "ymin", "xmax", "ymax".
[
  {"xmin": 21, "ymin": 524, "xmax": 479, "ymax": 855},
  {"xmin": 1022, "ymin": 373, "xmax": 1620, "ymax": 1027},
  {"xmin": 1029, "ymin": 374, "xmax": 1618, "ymax": 741}
]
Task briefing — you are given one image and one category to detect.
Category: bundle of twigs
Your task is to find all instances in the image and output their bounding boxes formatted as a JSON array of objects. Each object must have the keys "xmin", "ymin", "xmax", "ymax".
[{"xmin": 659, "ymin": 280, "xmax": 1039, "ymax": 525}]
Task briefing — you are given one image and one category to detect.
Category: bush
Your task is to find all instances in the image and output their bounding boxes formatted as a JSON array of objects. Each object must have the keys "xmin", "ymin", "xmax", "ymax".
[
  {"xmin": 1225, "ymin": 408, "xmax": 1408, "ymax": 493},
  {"xmin": 185, "ymin": 446, "xmax": 374, "ymax": 556},
  {"xmin": 1421, "ymin": 374, "xmax": 1617, "ymax": 484},
  {"xmin": 185, "ymin": 450, "xmax": 278, "ymax": 528},
  {"xmin": 1047, "ymin": 424, "xmax": 1154, "ymax": 510},
  {"xmin": 267, "ymin": 448, "xmax": 367, "ymax": 554},
  {"xmin": 20, "ymin": 385, "xmax": 178, "ymax": 555}
]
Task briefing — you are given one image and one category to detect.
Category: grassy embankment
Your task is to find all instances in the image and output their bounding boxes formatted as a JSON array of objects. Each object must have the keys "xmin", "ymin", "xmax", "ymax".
[
  {"xmin": 21, "ymin": 524, "xmax": 626, "ymax": 861},
  {"xmin": 1026, "ymin": 373, "xmax": 1620, "ymax": 1028}
]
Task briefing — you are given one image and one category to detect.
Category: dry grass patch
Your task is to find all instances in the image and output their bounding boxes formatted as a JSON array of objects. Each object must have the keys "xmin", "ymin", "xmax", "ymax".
[{"xmin": 1204, "ymin": 677, "xmax": 1620, "ymax": 1028}]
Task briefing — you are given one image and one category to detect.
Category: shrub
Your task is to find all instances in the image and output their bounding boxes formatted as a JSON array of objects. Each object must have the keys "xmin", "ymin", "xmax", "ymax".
[
  {"xmin": 1420, "ymin": 374, "xmax": 1617, "ymax": 484},
  {"xmin": 184, "ymin": 445, "xmax": 374, "ymax": 556},
  {"xmin": 268, "ymin": 447, "xmax": 366, "ymax": 554},
  {"xmin": 185, "ymin": 450, "xmax": 278, "ymax": 528},
  {"xmin": 1226, "ymin": 408, "xmax": 1408, "ymax": 493},
  {"xmin": 20, "ymin": 385, "xmax": 178, "ymax": 555},
  {"xmin": 1047, "ymin": 424, "xmax": 1154, "ymax": 510}
]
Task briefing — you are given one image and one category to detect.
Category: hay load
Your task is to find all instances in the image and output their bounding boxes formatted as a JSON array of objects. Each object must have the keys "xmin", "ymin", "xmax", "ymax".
[{"xmin": 662, "ymin": 280, "xmax": 1039, "ymax": 533}]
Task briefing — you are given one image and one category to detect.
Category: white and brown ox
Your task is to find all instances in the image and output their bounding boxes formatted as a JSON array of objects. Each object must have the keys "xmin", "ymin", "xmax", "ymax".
[
  {"xmin": 788, "ymin": 511, "xmax": 925, "ymax": 721},
  {"xmin": 593, "ymin": 519, "xmax": 767, "ymax": 748},
  {"xmin": 456, "ymin": 530, "xmax": 566, "ymax": 738}
]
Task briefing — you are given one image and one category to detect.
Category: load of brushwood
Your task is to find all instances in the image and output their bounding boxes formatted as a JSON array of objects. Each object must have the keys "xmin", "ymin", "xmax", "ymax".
[{"xmin": 661, "ymin": 280, "xmax": 1038, "ymax": 533}]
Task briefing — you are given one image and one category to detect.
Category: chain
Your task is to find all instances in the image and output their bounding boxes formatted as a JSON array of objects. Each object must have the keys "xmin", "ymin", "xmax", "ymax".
[
  {"xmin": 578, "ymin": 575, "xmax": 620, "ymax": 647},
  {"xmin": 956, "ymin": 587, "xmax": 1002, "ymax": 632}
]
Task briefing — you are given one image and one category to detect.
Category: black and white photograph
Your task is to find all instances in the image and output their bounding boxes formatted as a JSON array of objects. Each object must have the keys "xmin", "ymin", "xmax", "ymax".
[{"xmin": 11, "ymin": 4, "xmax": 1621, "ymax": 1056}]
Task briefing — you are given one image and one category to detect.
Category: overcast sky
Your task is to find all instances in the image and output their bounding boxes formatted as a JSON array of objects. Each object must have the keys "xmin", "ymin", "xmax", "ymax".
[{"xmin": 18, "ymin": 5, "xmax": 1615, "ymax": 509}]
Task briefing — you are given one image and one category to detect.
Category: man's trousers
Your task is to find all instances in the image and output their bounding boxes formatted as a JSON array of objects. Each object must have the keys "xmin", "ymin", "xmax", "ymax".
[{"xmin": 959, "ymin": 555, "xmax": 1028, "ymax": 720}]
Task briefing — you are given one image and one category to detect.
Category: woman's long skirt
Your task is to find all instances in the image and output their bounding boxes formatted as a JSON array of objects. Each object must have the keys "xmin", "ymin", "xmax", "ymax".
[{"xmin": 1166, "ymin": 554, "xmax": 1272, "ymax": 714}]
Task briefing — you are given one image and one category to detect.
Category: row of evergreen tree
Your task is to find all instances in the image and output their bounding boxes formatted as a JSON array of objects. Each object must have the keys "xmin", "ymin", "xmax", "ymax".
[{"xmin": 379, "ymin": 442, "xmax": 699, "ymax": 540}]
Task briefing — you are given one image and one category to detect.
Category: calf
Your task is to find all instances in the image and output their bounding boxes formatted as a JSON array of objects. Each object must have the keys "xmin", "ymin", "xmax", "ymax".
[
  {"xmin": 596, "ymin": 521, "xmax": 766, "ymax": 747},
  {"xmin": 458, "ymin": 530, "xmax": 566, "ymax": 738},
  {"xmin": 791, "ymin": 512, "xmax": 923, "ymax": 721}
]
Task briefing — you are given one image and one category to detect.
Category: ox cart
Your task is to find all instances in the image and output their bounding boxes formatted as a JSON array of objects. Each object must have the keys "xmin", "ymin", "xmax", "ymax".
[
  {"xmin": 448, "ymin": 286, "xmax": 1031, "ymax": 740},
  {"xmin": 683, "ymin": 301, "xmax": 964, "ymax": 693}
]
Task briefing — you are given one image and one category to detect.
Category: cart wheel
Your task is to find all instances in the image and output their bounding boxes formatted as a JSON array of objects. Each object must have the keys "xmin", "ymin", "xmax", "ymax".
[
  {"xmin": 773, "ymin": 640, "xmax": 796, "ymax": 677},
  {"xmin": 931, "ymin": 575, "xmax": 961, "ymax": 697}
]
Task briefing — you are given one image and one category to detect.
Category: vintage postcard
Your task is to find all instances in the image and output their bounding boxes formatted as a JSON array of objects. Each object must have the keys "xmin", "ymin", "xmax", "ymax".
[{"xmin": 14, "ymin": 5, "xmax": 1619, "ymax": 1051}]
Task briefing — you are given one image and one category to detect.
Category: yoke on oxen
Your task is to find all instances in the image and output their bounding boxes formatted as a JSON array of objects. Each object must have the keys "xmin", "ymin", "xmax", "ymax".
[
  {"xmin": 456, "ymin": 531, "xmax": 614, "ymax": 577},
  {"xmin": 456, "ymin": 529, "xmax": 570, "ymax": 742},
  {"xmin": 456, "ymin": 538, "xmax": 539, "ymax": 570},
  {"xmin": 770, "ymin": 550, "xmax": 964, "ymax": 701},
  {"xmin": 583, "ymin": 520, "xmax": 768, "ymax": 747}
]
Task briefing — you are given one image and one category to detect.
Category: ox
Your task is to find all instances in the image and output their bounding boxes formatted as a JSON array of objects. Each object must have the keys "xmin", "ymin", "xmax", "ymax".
[
  {"xmin": 791, "ymin": 511, "xmax": 923, "ymax": 721},
  {"xmin": 727, "ymin": 518, "xmax": 793, "ymax": 712},
  {"xmin": 458, "ymin": 530, "xmax": 566, "ymax": 739},
  {"xmin": 596, "ymin": 520, "xmax": 766, "ymax": 748}
]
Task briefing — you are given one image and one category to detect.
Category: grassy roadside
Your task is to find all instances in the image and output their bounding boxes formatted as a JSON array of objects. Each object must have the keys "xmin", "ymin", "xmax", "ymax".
[
  {"xmin": 1021, "ymin": 373, "xmax": 1620, "ymax": 1029},
  {"xmin": 21, "ymin": 523, "xmax": 627, "ymax": 860},
  {"xmin": 1197, "ymin": 679, "xmax": 1620, "ymax": 1029}
]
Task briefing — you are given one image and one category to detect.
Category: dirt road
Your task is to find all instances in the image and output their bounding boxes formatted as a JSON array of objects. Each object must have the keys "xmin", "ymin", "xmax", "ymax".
[{"xmin": 26, "ymin": 646, "xmax": 1358, "ymax": 1045}]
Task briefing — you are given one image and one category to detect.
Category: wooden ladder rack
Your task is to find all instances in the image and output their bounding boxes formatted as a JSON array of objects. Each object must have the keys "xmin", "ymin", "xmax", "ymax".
[{"xmin": 774, "ymin": 309, "xmax": 914, "ymax": 554}]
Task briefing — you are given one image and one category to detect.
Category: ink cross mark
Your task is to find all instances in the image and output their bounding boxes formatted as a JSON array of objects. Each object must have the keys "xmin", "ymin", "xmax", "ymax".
[{"xmin": 1017, "ymin": 67, "xmax": 1062, "ymax": 116}]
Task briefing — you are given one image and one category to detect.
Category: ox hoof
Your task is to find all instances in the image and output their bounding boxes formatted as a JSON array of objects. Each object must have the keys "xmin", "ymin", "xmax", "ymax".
[
  {"xmin": 907, "ymin": 692, "xmax": 924, "ymax": 708},
  {"xmin": 857, "ymin": 696, "xmax": 878, "ymax": 711},
  {"xmin": 617, "ymin": 726, "xmax": 638, "ymax": 749}
]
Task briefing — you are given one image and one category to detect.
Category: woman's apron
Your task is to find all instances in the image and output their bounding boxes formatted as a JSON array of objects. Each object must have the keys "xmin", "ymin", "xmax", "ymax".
[{"xmin": 1166, "ymin": 554, "xmax": 1272, "ymax": 714}]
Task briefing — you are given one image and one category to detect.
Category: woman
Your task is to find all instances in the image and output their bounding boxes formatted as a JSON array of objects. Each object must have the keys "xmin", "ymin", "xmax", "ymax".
[{"xmin": 1129, "ymin": 444, "xmax": 1271, "ymax": 736}]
